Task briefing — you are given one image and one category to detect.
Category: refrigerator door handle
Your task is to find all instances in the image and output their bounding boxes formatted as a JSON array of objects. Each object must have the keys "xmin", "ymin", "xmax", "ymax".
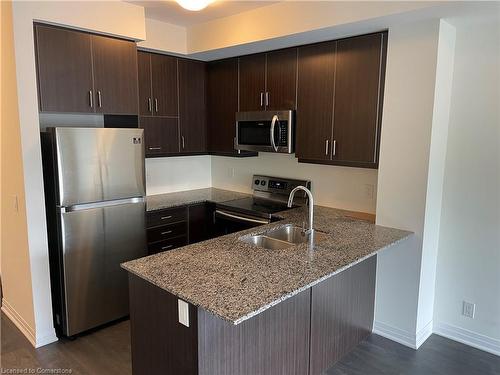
[{"xmin": 58, "ymin": 197, "xmax": 145, "ymax": 213}]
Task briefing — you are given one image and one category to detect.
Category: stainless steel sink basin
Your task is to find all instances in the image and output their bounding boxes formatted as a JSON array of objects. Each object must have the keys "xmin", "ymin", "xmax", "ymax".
[
  {"xmin": 240, "ymin": 235, "xmax": 293, "ymax": 250},
  {"xmin": 240, "ymin": 225, "xmax": 328, "ymax": 250}
]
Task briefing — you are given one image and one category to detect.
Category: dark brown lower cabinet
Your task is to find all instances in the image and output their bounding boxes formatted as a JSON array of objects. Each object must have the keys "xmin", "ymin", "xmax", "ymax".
[
  {"xmin": 127, "ymin": 255, "xmax": 377, "ymax": 375},
  {"xmin": 188, "ymin": 203, "xmax": 215, "ymax": 244},
  {"xmin": 140, "ymin": 116, "xmax": 179, "ymax": 157}
]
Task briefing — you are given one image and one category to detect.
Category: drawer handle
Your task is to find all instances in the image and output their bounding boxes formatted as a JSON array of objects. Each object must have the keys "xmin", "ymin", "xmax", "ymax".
[
  {"xmin": 161, "ymin": 230, "xmax": 173, "ymax": 235},
  {"xmin": 149, "ymin": 147, "xmax": 162, "ymax": 151},
  {"xmin": 161, "ymin": 245, "xmax": 173, "ymax": 250},
  {"xmin": 161, "ymin": 215, "xmax": 172, "ymax": 220}
]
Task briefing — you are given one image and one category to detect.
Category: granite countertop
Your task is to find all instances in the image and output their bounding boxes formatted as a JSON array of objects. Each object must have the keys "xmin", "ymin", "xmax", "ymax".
[
  {"xmin": 123, "ymin": 202, "xmax": 412, "ymax": 325},
  {"xmin": 146, "ymin": 187, "xmax": 251, "ymax": 211}
]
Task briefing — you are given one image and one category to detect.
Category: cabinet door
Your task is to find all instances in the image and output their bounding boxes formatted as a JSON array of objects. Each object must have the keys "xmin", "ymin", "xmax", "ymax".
[
  {"xmin": 266, "ymin": 48, "xmax": 297, "ymax": 110},
  {"xmin": 137, "ymin": 51, "xmax": 152, "ymax": 116},
  {"xmin": 35, "ymin": 25, "xmax": 94, "ymax": 113},
  {"xmin": 239, "ymin": 53, "xmax": 266, "ymax": 111},
  {"xmin": 333, "ymin": 33, "xmax": 385, "ymax": 164},
  {"xmin": 296, "ymin": 42, "xmax": 336, "ymax": 160},
  {"xmin": 179, "ymin": 59, "xmax": 207, "ymax": 153},
  {"xmin": 207, "ymin": 58, "xmax": 239, "ymax": 153},
  {"xmin": 140, "ymin": 116, "xmax": 179, "ymax": 156},
  {"xmin": 188, "ymin": 203, "xmax": 215, "ymax": 244},
  {"xmin": 151, "ymin": 54, "xmax": 178, "ymax": 117},
  {"xmin": 92, "ymin": 35, "xmax": 138, "ymax": 115}
]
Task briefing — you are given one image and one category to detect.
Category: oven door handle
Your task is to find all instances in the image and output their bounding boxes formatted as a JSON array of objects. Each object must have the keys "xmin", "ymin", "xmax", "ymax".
[
  {"xmin": 215, "ymin": 210, "xmax": 269, "ymax": 225},
  {"xmin": 270, "ymin": 115, "xmax": 279, "ymax": 152}
]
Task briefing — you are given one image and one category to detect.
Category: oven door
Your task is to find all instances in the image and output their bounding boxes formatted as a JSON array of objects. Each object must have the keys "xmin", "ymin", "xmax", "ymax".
[
  {"xmin": 235, "ymin": 111, "xmax": 294, "ymax": 153},
  {"xmin": 213, "ymin": 209, "xmax": 269, "ymax": 236}
]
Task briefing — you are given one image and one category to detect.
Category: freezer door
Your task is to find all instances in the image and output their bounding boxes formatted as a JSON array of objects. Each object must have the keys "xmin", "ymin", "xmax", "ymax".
[
  {"xmin": 54, "ymin": 127, "xmax": 145, "ymax": 206},
  {"xmin": 60, "ymin": 200, "xmax": 146, "ymax": 336}
]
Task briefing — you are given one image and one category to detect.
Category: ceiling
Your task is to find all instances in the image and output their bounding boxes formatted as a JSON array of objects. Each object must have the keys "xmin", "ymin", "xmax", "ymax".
[{"xmin": 129, "ymin": 1, "xmax": 278, "ymax": 26}]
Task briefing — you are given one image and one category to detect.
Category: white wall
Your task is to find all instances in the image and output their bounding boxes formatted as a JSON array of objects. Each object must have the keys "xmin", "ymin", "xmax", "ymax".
[
  {"xmin": 146, "ymin": 156, "xmax": 211, "ymax": 195},
  {"xmin": 138, "ymin": 17, "xmax": 187, "ymax": 55},
  {"xmin": 211, "ymin": 154, "xmax": 378, "ymax": 214},
  {"xmin": 11, "ymin": 0, "xmax": 146, "ymax": 347},
  {"xmin": 374, "ymin": 19, "xmax": 442, "ymax": 348},
  {"xmin": 433, "ymin": 13, "xmax": 500, "ymax": 355}
]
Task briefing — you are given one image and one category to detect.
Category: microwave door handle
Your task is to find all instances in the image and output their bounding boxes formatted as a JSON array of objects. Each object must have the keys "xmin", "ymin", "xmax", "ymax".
[{"xmin": 270, "ymin": 115, "xmax": 279, "ymax": 152}]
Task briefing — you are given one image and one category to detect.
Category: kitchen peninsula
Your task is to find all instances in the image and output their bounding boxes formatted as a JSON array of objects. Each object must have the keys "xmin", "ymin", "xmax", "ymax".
[{"xmin": 122, "ymin": 191, "xmax": 411, "ymax": 375}]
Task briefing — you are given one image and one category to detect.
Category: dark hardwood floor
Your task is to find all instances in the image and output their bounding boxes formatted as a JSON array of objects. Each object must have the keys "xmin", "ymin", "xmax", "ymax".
[{"xmin": 2, "ymin": 313, "xmax": 499, "ymax": 374}]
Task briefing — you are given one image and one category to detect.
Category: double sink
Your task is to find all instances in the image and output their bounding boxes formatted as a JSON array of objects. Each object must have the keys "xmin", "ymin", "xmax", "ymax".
[{"xmin": 240, "ymin": 224, "xmax": 328, "ymax": 250}]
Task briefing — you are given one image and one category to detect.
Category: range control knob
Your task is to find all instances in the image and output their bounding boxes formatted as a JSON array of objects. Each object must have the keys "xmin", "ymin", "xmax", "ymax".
[
  {"xmin": 261, "ymin": 180, "xmax": 266, "ymax": 186},
  {"xmin": 254, "ymin": 179, "xmax": 260, "ymax": 185}
]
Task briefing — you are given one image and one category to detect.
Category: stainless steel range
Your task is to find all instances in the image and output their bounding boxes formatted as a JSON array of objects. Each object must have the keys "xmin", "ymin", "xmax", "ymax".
[{"xmin": 214, "ymin": 175, "xmax": 311, "ymax": 235}]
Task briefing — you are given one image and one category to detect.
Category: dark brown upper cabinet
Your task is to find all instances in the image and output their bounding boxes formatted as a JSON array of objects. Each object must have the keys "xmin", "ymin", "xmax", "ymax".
[
  {"xmin": 265, "ymin": 49, "xmax": 297, "ymax": 110},
  {"xmin": 179, "ymin": 59, "xmax": 207, "ymax": 153},
  {"xmin": 296, "ymin": 32, "xmax": 387, "ymax": 168},
  {"xmin": 239, "ymin": 54, "xmax": 266, "ymax": 111},
  {"xmin": 296, "ymin": 42, "xmax": 336, "ymax": 161},
  {"xmin": 207, "ymin": 58, "xmax": 239, "ymax": 153},
  {"xmin": 333, "ymin": 33, "xmax": 386, "ymax": 165},
  {"xmin": 35, "ymin": 25, "xmax": 94, "ymax": 113},
  {"xmin": 35, "ymin": 24, "xmax": 138, "ymax": 115},
  {"xmin": 140, "ymin": 116, "xmax": 179, "ymax": 157},
  {"xmin": 239, "ymin": 49, "xmax": 297, "ymax": 111},
  {"xmin": 91, "ymin": 34, "xmax": 138, "ymax": 115},
  {"xmin": 138, "ymin": 52, "xmax": 178, "ymax": 117}
]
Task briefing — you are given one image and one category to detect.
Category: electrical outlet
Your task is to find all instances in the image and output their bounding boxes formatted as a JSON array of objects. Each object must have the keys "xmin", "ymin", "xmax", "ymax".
[
  {"xmin": 178, "ymin": 299, "xmax": 190, "ymax": 327},
  {"xmin": 462, "ymin": 301, "xmax": 475, "ymax": 318}
]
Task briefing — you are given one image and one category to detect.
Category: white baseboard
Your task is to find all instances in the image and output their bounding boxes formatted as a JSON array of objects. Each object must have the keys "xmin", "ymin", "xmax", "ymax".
[
  {"xmin": 434, "ymin": 321, "xmax": 500, "ymax": 357},
  {"xmin": 1, "ymin": 298, "xmax": 58, "ymax": 348},
  {"xmin": 2, "ymin": 298, "xmax": 36, "ymax": 346},
  {"xmin": 373, "ymin": 320, "xmax": 433, "ymax": 349}
]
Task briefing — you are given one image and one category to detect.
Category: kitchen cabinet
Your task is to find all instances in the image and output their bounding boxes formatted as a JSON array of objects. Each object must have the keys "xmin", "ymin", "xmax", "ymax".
[
  {"xmin": 188, "ymin": 203, "xmax": 215, "ymax": 244},
  {"xmin": 296, "ymin": 32, "xmax": 387, "ymax": 168},
  {"xmin": 35, "ymin": 25, "xmax": 94, "ymax": 113},
  {"xmin": 35, "ymin": 24, "xmax": 138, "ymax": 115},
  {"xmin": 138, "ymin": 51, "xmax": 178, "ymax": 116},
  {"xmin": 179, "ymin": 59, "xmax": 207, "ymax": 153},
  {"xmin": 207, "ymin": 58, "xmax": 239, "ymax": 153},
  {"xmin": 333, "ymin": 33, "xmax": 386, "ymax": 164},
  {"xmin": 146, "ymin": 207, "xmax": 188, "ymax": 255},
  {"xmin": 296, "ymin": 41, "xmax": 336, "ymax": 161},
  {"xmin": 140, "ymin": 117, "xmax": 179, "ymax": 157},
  {"xmin": 91, "ymin": 34, "xmax": 138, "ymax": 115},
  {"xmin": 239, "ymin": 49, "xmax": 297, "ymax": 111}
]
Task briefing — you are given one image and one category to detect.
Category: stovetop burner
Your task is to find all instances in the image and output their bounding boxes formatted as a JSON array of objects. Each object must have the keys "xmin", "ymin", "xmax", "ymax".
[{"xmin": 216, "ymin": 197, "xmax": 293, "ymax": 220}]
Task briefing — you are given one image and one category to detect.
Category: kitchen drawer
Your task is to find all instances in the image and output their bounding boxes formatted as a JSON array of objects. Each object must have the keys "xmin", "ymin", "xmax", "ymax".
[
  {"xmin": 148, "ymin": 236, "xmax": 187, "ymax": 255},
  {"xmin": 147, "ymin": 221, "xmax": 187, "ymax": 243},
  {"xmin": 147, "ymin": 206, "xmax": 188, "ymax": 228}
]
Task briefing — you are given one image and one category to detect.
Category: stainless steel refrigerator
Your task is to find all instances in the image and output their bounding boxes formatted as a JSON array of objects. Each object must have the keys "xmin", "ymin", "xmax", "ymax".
[{"xmin": 41, "ymin": 127, "xmax": 147, "ymax": 337}]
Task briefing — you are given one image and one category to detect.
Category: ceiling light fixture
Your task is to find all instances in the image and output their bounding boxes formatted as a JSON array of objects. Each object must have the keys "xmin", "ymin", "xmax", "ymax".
[{"xmin": 176, "ymin": 0, "xmax": 213, "ymax": 11}]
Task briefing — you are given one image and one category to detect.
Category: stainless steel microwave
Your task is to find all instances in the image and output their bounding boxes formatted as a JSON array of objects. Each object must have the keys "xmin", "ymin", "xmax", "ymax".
[{"xmin": 235, "ymin": 110, "xmax": 295, "ymax": 153}]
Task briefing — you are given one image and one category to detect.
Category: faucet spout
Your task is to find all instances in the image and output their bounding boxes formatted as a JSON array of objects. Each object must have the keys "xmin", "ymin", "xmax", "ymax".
[{"xmin": 288, "ymin": 186, "xmax": 314, "ymax": 234}]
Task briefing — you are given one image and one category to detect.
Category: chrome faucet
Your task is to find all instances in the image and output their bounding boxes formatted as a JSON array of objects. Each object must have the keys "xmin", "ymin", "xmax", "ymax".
[{"xmin": 288, "ymin": 186, "xmax": 314, "ymax": 234}]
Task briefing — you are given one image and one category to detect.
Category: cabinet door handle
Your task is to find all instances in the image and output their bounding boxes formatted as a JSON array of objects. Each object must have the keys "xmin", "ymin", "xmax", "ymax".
[
  {"xmin": 148, "ymin": 147, "xmax": 161, "ymax": 151},
  {"xmin": 148, "ymin": 98, "xmax": 152, "ymax": 112},
  {"xmin": 332, "ymin": 140, "xmax": 337, "ymax": 156},
  {"xmin": 265, "ymin": 92, "xmax": 269, "ymax": 107},
  {"xmin": 160, "ymin": 215, "xmax": 172, "ymax": 220},
  {"xmin": 325, "ymin": 140, "xmax": 329, "ymax": 156},
  {"xmin": 260, "ymin": 92, "xmax": 264, "ymax": 107},
  {"xmin": 154, "ymin": 98, "xmax": 158, "ymax": 112},
  {"xmin": 161, "ymin": 245, "xmax": 173, "ymax": 250},
  {"xmin": 97, "ymin": 91, "xmax": 102, "ymax": 108},
  {"xmin": 181, "ymin": 135, "xmax": 185, "ymax": 149},
  {"xmin": 89, "ymin": 90, "xmax": 93, "ymax": 108},
  {"xmin": 161, "ymin": 230, "xmax": 173, "ymax": 235}
]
